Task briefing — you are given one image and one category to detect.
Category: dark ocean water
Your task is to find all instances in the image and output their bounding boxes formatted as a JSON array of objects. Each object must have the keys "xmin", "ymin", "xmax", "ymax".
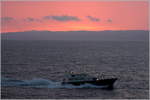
[{"xmin": 1, "ymin": 40, "xmax": 149, "ymax": 99}]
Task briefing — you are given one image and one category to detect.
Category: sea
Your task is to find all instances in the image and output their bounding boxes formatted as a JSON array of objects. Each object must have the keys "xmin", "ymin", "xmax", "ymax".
[{"xmin": 1, "ymin": 40, "xmax": 149, "ymax": 99}]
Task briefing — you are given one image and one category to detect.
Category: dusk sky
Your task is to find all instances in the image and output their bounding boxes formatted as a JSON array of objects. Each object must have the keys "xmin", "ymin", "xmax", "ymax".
[{"xmin": 1, "ymin": 1, "xmax": 149, "ymax": 33}]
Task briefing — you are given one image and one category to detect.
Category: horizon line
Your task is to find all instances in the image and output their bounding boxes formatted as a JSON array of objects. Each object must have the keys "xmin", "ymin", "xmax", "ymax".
[{"xmin": 1, "ymin": 29, "xmax": 149, "ymax": 34}]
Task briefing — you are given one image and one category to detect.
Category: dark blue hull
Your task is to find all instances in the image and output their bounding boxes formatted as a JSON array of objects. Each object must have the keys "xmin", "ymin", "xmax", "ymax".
[{"xmin": 62, "ymin": 78, "xmax": 117, "ymax": 89}]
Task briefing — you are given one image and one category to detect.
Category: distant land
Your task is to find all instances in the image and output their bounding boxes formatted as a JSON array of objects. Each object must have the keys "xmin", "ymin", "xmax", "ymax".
[{"xmin": 1, "ymin": 30, "xmax": 149, "ymax": 41}]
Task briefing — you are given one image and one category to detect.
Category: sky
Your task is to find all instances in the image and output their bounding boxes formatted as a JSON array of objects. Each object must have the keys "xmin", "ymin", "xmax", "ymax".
[{"xmin": 1, "ymin": 1, "xmax": 149, "ymax": 33}]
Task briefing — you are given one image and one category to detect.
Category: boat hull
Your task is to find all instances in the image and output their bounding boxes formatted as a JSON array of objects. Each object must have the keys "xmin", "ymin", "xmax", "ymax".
[{"xmin": 62, "ymin": 78, "xmax": 117, "ymax": 89}]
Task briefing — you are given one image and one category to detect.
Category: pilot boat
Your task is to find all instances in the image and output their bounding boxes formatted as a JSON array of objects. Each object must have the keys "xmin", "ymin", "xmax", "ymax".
[{"xmin": 62, "ymin": 72, "xmax": 117, "ymax": 89}]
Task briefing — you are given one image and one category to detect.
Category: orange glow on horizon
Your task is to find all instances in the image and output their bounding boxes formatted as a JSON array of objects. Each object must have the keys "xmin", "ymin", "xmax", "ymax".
[{"xmin": 1, "ymin": 1, "xmax": 149, "ymax": 33}]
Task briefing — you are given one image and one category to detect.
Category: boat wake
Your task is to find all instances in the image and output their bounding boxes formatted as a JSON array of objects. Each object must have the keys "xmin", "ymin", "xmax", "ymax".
[{"xmin": 1, "ymin": 77, "xmax": 107, "ymax": 89}]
